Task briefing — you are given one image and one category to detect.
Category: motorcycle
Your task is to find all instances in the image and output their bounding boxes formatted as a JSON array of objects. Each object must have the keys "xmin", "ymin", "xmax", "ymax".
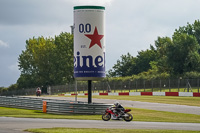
[{"xmin": 102, "ymin": 107, "xmax": 133, "ymax": 122}]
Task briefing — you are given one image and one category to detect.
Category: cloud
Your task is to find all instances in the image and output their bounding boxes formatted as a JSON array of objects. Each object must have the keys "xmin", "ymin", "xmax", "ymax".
[
  {"xmin": 72, "ymin": 0, "xmax": 115, "ymax": 6},
  {"xmin": 0, "ymin": 40, "xmax": 9, "ymax": 47},
  {"xmin": 8, "ymin": 62, "xmax": 19, "ymax": 72},
  {"xmin": 1, "ymin": 0, "xmax": 200, "ymax": 87},
  {"xmin": 0, "ymin": 0, "xmax": 72, "ymax": 26}
]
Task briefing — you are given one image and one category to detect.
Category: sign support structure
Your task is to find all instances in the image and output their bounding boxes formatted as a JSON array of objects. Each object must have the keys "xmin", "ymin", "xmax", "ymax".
[{"xmin": 88, "ymin": 80, "xmax": 92, "ymax": 103}]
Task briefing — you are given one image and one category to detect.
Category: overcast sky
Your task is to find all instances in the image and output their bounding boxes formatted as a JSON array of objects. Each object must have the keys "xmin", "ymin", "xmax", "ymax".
[{"xmin": 1, "ymin": 0, "xmax": 200, "ymax": 87}]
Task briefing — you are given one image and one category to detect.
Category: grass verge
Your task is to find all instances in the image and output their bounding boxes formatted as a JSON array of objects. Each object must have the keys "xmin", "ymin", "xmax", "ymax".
[
  {"xmin": 1, "ymin": 106, "xmax": 200, "ymax": 123},
  {"xmin": 0, "ymin": 107, "xmax": 100, "ymax": 120},
  {"xmin": 26, "ymin": 128, "xmax": 200, "ymax": 133}
]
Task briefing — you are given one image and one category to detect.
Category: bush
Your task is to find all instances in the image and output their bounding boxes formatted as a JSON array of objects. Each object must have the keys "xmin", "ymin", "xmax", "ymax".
[
  {"xmin": 7, "ymin": 84, "xmax": 18, "ymax": 91},
  {"xmin": 183, "ymin": 71, "xmax": 200, "ymax": 78}
]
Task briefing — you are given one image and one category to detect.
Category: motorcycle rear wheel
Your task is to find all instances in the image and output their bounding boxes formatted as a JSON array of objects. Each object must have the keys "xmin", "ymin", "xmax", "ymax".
[
  {"xmin": 102, "ymin": 113, "xmax": 111, "ymax": 121},
  {"xmin": 123, "ymin": 113, "xmax": 133, "ymax": 122}
]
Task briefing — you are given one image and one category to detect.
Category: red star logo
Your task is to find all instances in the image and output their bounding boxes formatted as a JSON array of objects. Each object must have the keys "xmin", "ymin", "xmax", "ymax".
[{"xmin": 85, "ymin": 27, "xmax": 104, "ymax": 49}]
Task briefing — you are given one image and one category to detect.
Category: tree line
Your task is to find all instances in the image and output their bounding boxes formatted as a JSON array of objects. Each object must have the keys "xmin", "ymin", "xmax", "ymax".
[
  {"xmin": 17, "ymin": 32, "xmax": 74, "ymax": 89},
  {"xmin": 1, "ymin": 20, "xmax": 200, "ymax": 93},
  {"xmin": 108, "ymin": 20, "xmax": 200, "ymax": 80}
]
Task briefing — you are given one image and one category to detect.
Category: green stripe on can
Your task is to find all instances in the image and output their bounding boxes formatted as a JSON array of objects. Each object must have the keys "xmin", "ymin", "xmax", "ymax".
[{"xmin": 74, "ymin": 6, "xmax": 105, "ymax": 10}]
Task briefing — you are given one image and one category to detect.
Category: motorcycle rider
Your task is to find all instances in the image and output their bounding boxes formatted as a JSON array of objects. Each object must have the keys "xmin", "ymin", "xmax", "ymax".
[
  {"xmin": 36, "ymin": 87, "xmax": 41, "ymax": 96},
  {"xmin": 112, "ymin": 101, "xmax": 124, "ymax": 117}
]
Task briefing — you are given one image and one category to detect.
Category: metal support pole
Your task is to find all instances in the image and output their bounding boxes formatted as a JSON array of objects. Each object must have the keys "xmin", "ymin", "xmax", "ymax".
[
  {"xmin": 88, "ymin": 80, "xmax": 92, "ymax": 104},
  {"xmin": 103, "ymin": 82, "xmax": 104, "ymax": 93},
  {"xmin": 169, "ymin": 79, "xmax": 171, "ymax": 92},
  {"xmin": 83, "ymin": 84, "xmax": 84, "ymax": 93},
  {"xmin": 160, "ymin": 79, "xmax": 161, "ymax": 92},
  {"xmin": 178, "ymin": 78, "xmax": 179, "ymax": 92},
  {"xmin": 187, "ymin": 79, "xmax": 189, "ymax": 92},
  {"xmin": 121, "ymin": 82, "xmax": 123, "ymax": 92},
  {"xmin": 198, "ymin": 78, "xmax": 199, "ymax": 93},
  {"xmin": 136, "ymin": 80, "xmax": 137, "ymax": 92},
  {"xmin": 114, "ymin": 81, "xmax": 116, "ymax": 93}
]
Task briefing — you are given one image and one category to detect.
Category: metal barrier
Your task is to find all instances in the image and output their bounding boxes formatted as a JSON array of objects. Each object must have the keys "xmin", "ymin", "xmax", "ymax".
[
  {"xmin": 0, "ymin": 96, "xmax": 43, "ymax": 110},
  {"xmin": 45, "ymin": 100, "xmax": 111, "ymax": 114},
  {"xmin": 0, "ymin": 96, "xmax": 111, "ymax": 115}
]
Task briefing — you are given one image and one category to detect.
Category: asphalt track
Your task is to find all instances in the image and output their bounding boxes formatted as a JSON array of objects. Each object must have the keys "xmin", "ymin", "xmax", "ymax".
[
  {"xmin": 27, "ymin": 96, "xmax": 200, "ymax": 115},
  {"xmin": 1, "ymin": 96, "xmax": 200, "ymax": 133},
  {"xmin": 1, "ymin": 117, "xmax": 200, "ymax": 133}
]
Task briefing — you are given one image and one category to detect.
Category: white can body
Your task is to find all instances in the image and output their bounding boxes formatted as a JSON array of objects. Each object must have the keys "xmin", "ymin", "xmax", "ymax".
[{"xmin": 74, "ymin": 6, "xmax": 105, "ymax": 80}]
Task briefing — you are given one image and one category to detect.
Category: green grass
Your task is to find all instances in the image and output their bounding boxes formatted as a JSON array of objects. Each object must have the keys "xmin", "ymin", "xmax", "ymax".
[
  {"xmin": 133, "ymin": 108, "xmax": 200, "ymax": 123},
  {"xmin": 1, "ymin": 106, "xmax": 200, "ymax": 123},
  {"xmin": 26, "ymin": 128, "xmax": 200, "ymax": 133},
  {"xmin": 70, "ymin": 95, "xmax": 200, "ymax": 107},
  {"xmin": 0, "ymin": 107, "xmax": 100, "ymax": 120}
]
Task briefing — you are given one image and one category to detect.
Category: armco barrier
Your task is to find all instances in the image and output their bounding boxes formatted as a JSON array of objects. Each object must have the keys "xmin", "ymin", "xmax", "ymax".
[
  {"xmin": 0, "ymin": 96, "xmax": 43, "ymax": 110},
  {"xmin": 44, "ymin": 100, "xmax": 111, "ymax": 114},
  {"xmin": 64, "ymin": 92, "xmax": 200, "ymax": 97},
  {"xmin": 0, "ymin": 96, "xmax": 111, "ymax": 115}
]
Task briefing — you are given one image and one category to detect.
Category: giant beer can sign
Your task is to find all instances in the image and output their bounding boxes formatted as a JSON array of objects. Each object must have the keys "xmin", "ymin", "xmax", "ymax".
[{"xmin": 74, "ymin": 6, "xmax": 105, "ymax": 80}]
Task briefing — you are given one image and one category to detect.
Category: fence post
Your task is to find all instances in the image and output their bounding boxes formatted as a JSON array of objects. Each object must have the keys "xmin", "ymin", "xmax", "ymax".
[
  {"xmin": 83, "ymin": 84, "xmax": 85, "ymax": 94},
  {"xmin": 144, "ymin": 80, "xmax": 145, "ymax": 92},
  {"xmin": 160, "ymin": 79, "xmax": 161, "ymax": 92},
  {"xmin": 114, "ymin": 81, "xmax": 116, "ymax": 93},
  {"xmin": 98, "ymin": 82, "xmax": 101, "ymax": 93},
  {"xmin": 136, "ymin": 80, "xmax": 137, "ymax": 92},
  {"xmin": 169, "ymin": 78, "xmax": 171, "ymax": 92},
  {"xmin": 197, "ymin": 78, "xmax": 199, "ymax": 93},
  {"xmin": 198, "ymin": 78, "xmax": 199, "ymax": 93},
  {"xmin": 68, "ymin": 84, "xmax": 70, "ymax": 94},
  {"xmin": 187, "ymin": 79, "xmax": 189, "ymax": 92},
  {"xmin": 103, "ymin": 82, "xmax": 104, "ymax": 93},
  {"xmin": 178, "ymin": 78, "xmax": 180, "ymax": 92},
  {"xmin": 92, "ymin": 82, "xmax": 94, "ymax": 93},
  {"xmin": 151, "ymin": 79, "xmax": 153, "ymax": 92},
  {"xmin": 121, "ymin": 82, "xmax": 123, "ymax": 92}
]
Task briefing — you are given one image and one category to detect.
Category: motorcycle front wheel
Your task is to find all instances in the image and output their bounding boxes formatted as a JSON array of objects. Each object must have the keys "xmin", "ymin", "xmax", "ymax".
[
  {"xmin": 123, "ymin": 113, "xmax": 133, "ymax": 122},
  {"xmin": 102, "ymin": 113, "xmax": 111, "ymax": 121}
]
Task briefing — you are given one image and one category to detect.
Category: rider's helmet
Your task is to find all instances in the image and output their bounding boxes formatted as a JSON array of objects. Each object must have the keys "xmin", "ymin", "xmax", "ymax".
[{"xmin": 114, "ymin": 101, "xmax": 120, "ymax": 107}]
